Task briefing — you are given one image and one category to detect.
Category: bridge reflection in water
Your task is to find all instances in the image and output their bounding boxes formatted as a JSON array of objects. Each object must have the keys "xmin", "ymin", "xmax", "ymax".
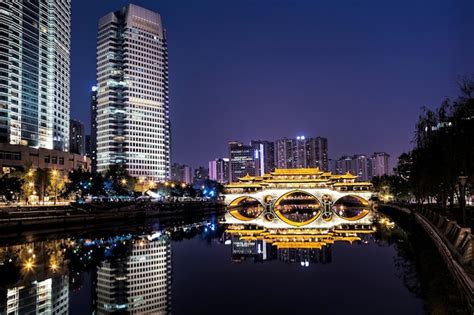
[{"xmin": 224, "ymin": 223, "xmax": 377, "ymax": 266}]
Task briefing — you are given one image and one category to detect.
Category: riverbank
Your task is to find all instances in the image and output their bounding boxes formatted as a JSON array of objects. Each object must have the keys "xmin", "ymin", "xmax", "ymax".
[
  {"xmin": 0, "ymin": 200, "xmax": 226, "ymax": 232},
  {"xmin": 379, "ymin": 205, "xmax": 470, "ymax": 314}
]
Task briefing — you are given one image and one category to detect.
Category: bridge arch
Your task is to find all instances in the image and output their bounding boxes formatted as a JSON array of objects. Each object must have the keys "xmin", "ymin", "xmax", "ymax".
[
  {"xmin": 332, "ymin": 195, "xmax": 370, "ymax": 221},
  {"xmin": 228, "ymin": 196, "xmax": 264, "ymax": 221},
  {"xmin": 273, "ymin": 190, "xmax": 322, "ymax": 227}
]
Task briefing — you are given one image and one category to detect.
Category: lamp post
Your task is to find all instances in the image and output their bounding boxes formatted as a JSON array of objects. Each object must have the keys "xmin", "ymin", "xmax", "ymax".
[{"xmin": 458, "ymin": 175, "xmax": 468, "ymax": 226}]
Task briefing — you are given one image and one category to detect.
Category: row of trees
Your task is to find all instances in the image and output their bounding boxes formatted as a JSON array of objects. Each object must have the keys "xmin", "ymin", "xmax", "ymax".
[
  {"xmin": 0, "ymin": 165, "xmax": 66, "ymax": 204},
  {"xmin": 0, "ymin": 164, "xmax": 223, "ymax": 204},
  {"xmin": 373, "ymin": 78, "xmax": 473, "ymax": 214}
]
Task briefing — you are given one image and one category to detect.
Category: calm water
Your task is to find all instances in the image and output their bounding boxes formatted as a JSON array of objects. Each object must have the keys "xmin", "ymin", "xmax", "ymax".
[{"xmin": 0, "ymin": 215, "xmax": 425, "ymax": 315}]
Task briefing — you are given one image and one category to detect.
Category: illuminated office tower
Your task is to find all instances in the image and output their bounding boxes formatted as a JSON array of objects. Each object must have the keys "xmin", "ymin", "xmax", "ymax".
[
  {"xmin": 229, "ymin": 141, "xmax": 255, "ymax": 182},
  {"xmin": 209, "ymin": 158, "xmax": 230, "ymax": 183},
  {"xmin": 95, "ymin": 4, "xmax": 170, "ymax": 181},
  {"xmin": 95, "ymin": 236, "xmax": 172, "ymax": 314},
  {"xmin": 251, "ymin": 140, "xmax": 274, "ymax": 176},
  {"xmin": 0, "ymin": 1, "xmax": 71, "ymax": 150}
]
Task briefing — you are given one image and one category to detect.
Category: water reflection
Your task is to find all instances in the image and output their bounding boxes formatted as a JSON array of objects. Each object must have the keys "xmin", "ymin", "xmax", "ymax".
[
  {"xmin": 0, "ymin": 241, "xmax": 69, "ymax": 314},
  {"xmin": 224, "ymin": 223, "xmax": 375, "ymax": 266},
  {"xmin": 0, "ymin": 221, "xmax": 216, "ymax": 315},
  {"xmin": 94, "ymin": 235, "xmax": 171, "ymax": 314},
  {"xmin": 0, "ymin": 215, "xmax": 427, "ymax": 315}
]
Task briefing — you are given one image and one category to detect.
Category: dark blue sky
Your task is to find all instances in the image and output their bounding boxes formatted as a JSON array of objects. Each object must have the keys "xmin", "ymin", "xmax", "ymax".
[{"xmin": 71, "ymin": 0, "xmax": 474, "ymax": 168}]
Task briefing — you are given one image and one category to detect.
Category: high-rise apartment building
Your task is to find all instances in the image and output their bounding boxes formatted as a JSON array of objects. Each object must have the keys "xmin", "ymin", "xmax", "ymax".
[
  {"xmin": 69, "ymin": 119, "xmax": 84, "ymax": 155},
  {"xmin": 251, "ymin": 140, "xmax": 275, "ymax": 176},
  {"xmin": 351, "ymin": 154, "xmax": 370, "ymax": 181},
  {"xmin": 274, "ymin": 136, "xmax": 328, "ymax": 170},
  {"xmin": 229, "ymin": 141, "xmax": 255, "ymax": 182},
  {"xmin": 371, "ymin": 152, "xmax": 390, "ymax": 177},
  {"xmin": 170, "ymin": 163, "xmax": 193, "ymax": 184},
  {"xmin": 333, "ymin": 152, "xmax": 389, "ymax": 180},
  {"xmin": 94, "ymin": 4, "xmax": 170, "ymax": 181},
  {"xmin": 209, "ymin": 158, "xmax": 230, "ymax": 183},
  {"xmin": 194, "ymin": 166, "xmax": 209, "ymax": 182},
  {"xmin": 0, "ymin": 1, "xmax": 71, "ymax": 151},
  {"xmin": 274, "ymin": 138, "xmax": 295, "ymax": 169}
]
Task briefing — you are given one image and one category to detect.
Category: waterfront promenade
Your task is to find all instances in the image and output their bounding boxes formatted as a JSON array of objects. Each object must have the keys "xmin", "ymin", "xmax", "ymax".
[{"xmin": 381, "ymin": 204, "xmax": 474, "ymax": 311}]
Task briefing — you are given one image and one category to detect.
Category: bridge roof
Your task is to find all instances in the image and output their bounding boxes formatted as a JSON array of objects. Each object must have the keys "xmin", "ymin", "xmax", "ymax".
[
  {"xmin": 333, "ymin": 182, "xmax": 372, "ymax": 186},
  {"xmin": 271, "ymin": 168, "xmax": 323, "ymax": 175}
]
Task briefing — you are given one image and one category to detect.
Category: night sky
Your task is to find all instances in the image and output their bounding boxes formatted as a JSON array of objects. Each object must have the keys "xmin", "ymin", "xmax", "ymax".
[{"xmin": 70, "ymin": 0, "xmax": 474, "ymax": 169}]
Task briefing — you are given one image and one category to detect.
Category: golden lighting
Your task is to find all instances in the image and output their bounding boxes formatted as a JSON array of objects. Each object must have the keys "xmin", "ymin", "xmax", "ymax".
[
  {"xmin": 50, "ymin": 263, "xmax": 58, "ymax": 272},
  {"xmin": 23, "ymin": 259, "xmax": 35, "ymax": 272}
]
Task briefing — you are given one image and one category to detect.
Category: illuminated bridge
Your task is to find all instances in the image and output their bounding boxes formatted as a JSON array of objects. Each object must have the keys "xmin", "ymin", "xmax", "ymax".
[{"xmin": 223, "ymin": 168, "xmax": 376, "ymax": 228}]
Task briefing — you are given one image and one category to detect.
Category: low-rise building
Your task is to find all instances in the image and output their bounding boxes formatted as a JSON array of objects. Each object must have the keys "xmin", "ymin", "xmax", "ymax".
[{"xmin": 0, "ymin": 143, "xmax": 90, "ymax": 172}]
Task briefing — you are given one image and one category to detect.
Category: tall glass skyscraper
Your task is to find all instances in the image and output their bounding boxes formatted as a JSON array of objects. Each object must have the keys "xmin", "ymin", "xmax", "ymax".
[
  {"xmin": 94, "ymin": 4, "xmax": 170, "ymax": 181},
  {"xmin": 0, "ymin": 1, "xmax": 71, "ymax": 151}
]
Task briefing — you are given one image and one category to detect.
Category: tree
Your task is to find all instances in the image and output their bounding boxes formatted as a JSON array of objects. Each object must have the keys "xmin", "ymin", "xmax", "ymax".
[
  {"xmin": 400, "ymin": 77, "xmax": 473, "ymax": 218},
  {"xmin": 21, "ymin": 166, "xmax": 36, "ymax": 203},
  {"xmin": 66, "ymin": 168, "xmax": 105, "ymax": 199},
  {"xmin": 103, "ymin": 165, "xmax": 135, "ymax": 196},
  {"xmin": 47, "ymin": 169, "xmax": 66, "ymax": 205}
]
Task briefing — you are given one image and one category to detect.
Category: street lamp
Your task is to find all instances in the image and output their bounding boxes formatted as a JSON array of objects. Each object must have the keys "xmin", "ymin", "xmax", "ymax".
[{"xmin": 458, "ymin": 175, "xmax": 468, "ymax": 226}]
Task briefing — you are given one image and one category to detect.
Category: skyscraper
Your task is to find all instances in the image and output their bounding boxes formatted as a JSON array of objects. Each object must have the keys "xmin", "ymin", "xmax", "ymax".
[
  {"xmin": 170, "ymin": 163, "xmax": 193, "ymax": 184},
  {"xmin": 274, "ymin": 136, "xmax": 329, "ymax": 170},
  {"xmin": 94, "ymin": 4, "xmax": 170, "ymax": 181},
  {"xmin": 69, "ymin": 119, "xmax": 84, "ymax": 155},
  {"xmin": 229, "ymin": 141, "xmax": 255, "ymax": 182},
  {"xmin": 209, "ymin": 158, "xmax": 229, "ymax": 183},
  {"xmin": 0, "ymin": 1, "xmax": 71, "ymax": 150},
  {"xmin": 307, "ymin": 137, "xmax": 329, "ymax": 171},
  {"xmin": 251, "ymin": 140, "xmax": 275, "ymax": 176},
  {"xmin": 371, "ymin": 152, "xmax": 390, "ymax": 177},
  {"xmin": 274, "ymin": 138, "xmax": 294, "ymax": 169}
]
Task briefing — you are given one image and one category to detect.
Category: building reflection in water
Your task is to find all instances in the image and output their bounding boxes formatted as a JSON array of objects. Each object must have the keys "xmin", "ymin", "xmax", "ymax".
[
  {"xmin": 0, "ymin": 241, "xmax": 69, "ymax": 314},
  {"xmin": 93, "ymin": 234, "xmax": 172, "ymax": 314},
  {"xmin": 225, "ymin": 223, "xmax": 376, "ymax": 266}
]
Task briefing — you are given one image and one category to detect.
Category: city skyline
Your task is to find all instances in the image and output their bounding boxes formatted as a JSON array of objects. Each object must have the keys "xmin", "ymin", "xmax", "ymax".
[{"xmin": 70, "ymin": 1, "xmax": 474, "ymax": 169}]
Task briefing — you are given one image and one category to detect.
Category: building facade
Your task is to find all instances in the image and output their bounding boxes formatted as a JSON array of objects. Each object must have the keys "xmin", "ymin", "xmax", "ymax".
[
  {"xmin": 170, "ymin": 163, "xmax": 193, "ymax": 184},
  {"xmin": 274, "ymin": 138, "xmax": 294, "ymax": 169},
  {"xmin": 371, "ymin": 152, "xmax": 390, "ymax": 177},
  {"xmin": 69, "ymin": 119, "xmax": 84, "ymax": 155},
  {"xmin": 209, "ymin": 158, "xmax": 229, "ymax": 184},
  {"xmin": 0, "ymin": 1, "xmax": 71, "ymax": 151},
  {"xmin": 0, "ymin": 143, "xmax": 91, "ymax": 172},
  {"xmin": 194, "ymin": 166, "xmax": 208, "ymax": 182},
  {"xmin": 229, "ymin": 141, "xmax": 255, "ymax": 182},
  {"xmin": 90, "ymin": 88, "xmax": 98, "ymax": 172},
  {"xmin": 251, "ymin": 140, "xmax": 275, "ymax": 176},
  {"xmin": 274, "ymin": 136, "xmax": 329, "ymax": 171},
  {"xmin": 94, "ymin": 4, "xmax": 170, "ymax": 181}
]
